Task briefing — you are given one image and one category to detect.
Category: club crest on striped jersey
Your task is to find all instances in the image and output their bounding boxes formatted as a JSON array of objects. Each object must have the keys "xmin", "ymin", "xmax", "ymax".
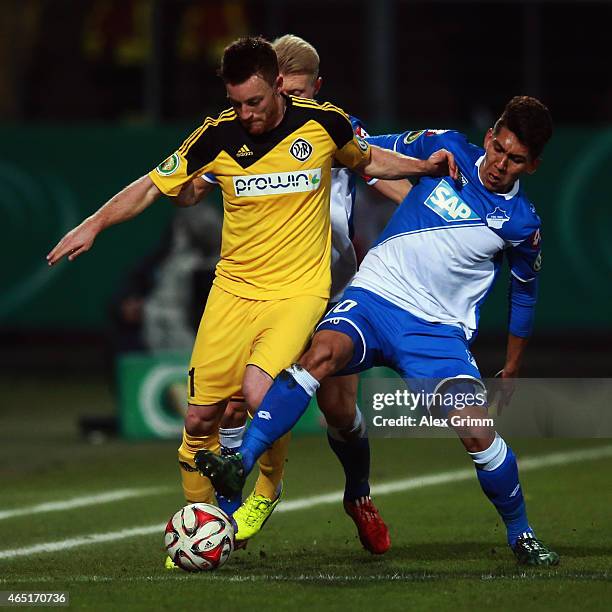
[
  {"xmin": 424, "ymin": 179, "xmax": 480, "ymax": 222},
  {"xmin": 486, "ymin": 207, "xmax": 510, "ymax": 229},
  {"xmin": 289, "ymin": 138, "xmax": 313, "ymax": 161}
]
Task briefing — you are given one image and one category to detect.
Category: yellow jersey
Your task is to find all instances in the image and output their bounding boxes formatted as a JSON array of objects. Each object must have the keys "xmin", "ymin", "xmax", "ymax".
[{"xmin": 149, "ymin": 95, "xmax": 370, "ymax": 300}]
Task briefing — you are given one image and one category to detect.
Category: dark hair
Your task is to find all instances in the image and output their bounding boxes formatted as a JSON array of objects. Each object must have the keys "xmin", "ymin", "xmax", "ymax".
[
  {"xmin": 219, "ymin": 36, "xmax": 279, "ymax": 86},
  {"xmin": 493, "ymin": 96, "xmax": 553, "ymax": 159}
]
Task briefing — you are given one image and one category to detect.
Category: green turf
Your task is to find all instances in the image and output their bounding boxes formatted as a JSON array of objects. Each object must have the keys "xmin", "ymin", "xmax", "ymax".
[{"xmin": 1, "ymin": 375, "xmax": 611, "ymax": 610}]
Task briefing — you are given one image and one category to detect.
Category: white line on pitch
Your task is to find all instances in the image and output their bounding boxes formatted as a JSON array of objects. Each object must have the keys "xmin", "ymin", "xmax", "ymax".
[
  {"xmin": 0, "ymin": 444, "xmax": 611, "ymax": 560},
  {"xmin": 277, "ymin": 444, "xmax": 612, "ymax": 512},
  {"xmin": 2, "ymin": 571, "xmax": 610, "ymax": 584},
  {"xmin": 0, "ymin": 487, "xmax": 172, "ymax": 521}
]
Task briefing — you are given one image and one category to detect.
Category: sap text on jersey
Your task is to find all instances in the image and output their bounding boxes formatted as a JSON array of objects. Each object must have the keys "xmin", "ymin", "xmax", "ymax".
[
  {"xmin": 424, "ymin": 179, "xmax": 480, "ymax": 222},
  {"xmin": 233, "ymin": 169, "xmax": 322, "ymax": 197}
]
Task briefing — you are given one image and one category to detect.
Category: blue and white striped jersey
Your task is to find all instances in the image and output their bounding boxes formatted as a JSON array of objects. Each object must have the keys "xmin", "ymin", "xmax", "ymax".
[{"xmin": 357, "ymin": 129, "xmax": 542, "ymax": 340}]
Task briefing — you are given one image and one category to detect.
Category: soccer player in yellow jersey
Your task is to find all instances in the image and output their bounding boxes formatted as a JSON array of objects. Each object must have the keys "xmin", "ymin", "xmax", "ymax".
[
  {"xmin": 47, "ymin": 36, "xmax": 457, "ymax": 555},
  {"xmin": 181, "ymin": 35, "xmax": 413, "ymax": 553}
]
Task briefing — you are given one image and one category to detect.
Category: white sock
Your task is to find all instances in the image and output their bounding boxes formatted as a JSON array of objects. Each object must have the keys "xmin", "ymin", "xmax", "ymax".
[
  {"xmin": 287, "ymin": 364, "xmax": 319, "ymax": 396},
  {"xmin": 219, "ymin": 425, "xmax": 245, "ymax": 450},
  {"xmin": 469, "ymin": 433, "xmax": 508, "ymax": 471}
]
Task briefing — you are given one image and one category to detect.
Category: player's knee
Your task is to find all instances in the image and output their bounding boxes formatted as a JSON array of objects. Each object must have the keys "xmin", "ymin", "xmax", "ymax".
[
  {"xmin": 299, "ymin": 345, "xmax": 335, "ymax": 380},
  {"xmin": 242, "ymin": 381, "xmax": 269, "ymax": 412},
  {"xmin": 184, "ymin": 414, "xmax": 207, "ymax": 436},
  {"xmin": 459, "ymin": 428, "xmax": 496, "ymax": 453},
  {"xmin": 324, "ymin": 408, "xmax": 357, "ymax": 435},
  {"xmin": 184, "ymin": 405, "xmax": 221, "ymax": 436},
  {"xmin": 242, "ymin": 387, "xmax": 259, "ymax": 412},
  {"xmin": 451, "ymin": 407, "xmax": 495, "ymax": 452},
  {"xmin": 299, "ymin": 332, "xmax": 352, "ymax": 379},
  {"xmin": 241, "ymin": 366, "xmax": 273, "ymax": 411},
  {"xmin": 327, "ymin": 405, "xmax": 366, "ymax": 442},
  {"xmin": 220, "ymin": 401, "xmax": 248, "ymax": 428}
]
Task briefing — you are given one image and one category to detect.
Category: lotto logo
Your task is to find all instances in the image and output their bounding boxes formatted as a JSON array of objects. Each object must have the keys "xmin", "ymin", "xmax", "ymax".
[
  {"xmin": 233, "ymin": 169, "xmax": 321, "ymax": 197},
  {"xmin": 424, "ymin": 179, "xmax": 480, "ymax": 222},
  {"xmin": 257, "ymin": 411, "xmax": 272, "ymax": 420}
]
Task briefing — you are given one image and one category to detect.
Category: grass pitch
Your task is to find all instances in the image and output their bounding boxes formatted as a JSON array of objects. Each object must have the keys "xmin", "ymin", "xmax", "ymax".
[{"xmin": 1, "ymin": 375, "xmax": 611, "ymax": 610}]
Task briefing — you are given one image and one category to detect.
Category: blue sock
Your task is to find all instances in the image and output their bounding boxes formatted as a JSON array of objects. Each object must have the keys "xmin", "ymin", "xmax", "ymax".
[
  {"xmin": 327, "ymin": 407, "xmax": 371, "ymax": 501},
  {"xmin": 240, "ymin": 365, "xmax": 319, "ymax": 475},
  {"xmin": 216, "ymin": 492, "xmax": 241, "ymax": 516},
  {"xmin": 216, "ymin": 426, "xmax": 245, "ymax": 516},
  {"xmin": 470, "ymin": 434, "xmax": 531, "ymax": 547}
]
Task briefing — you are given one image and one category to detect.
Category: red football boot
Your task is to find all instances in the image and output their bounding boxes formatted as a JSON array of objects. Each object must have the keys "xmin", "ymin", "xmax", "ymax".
[{"xmin": 343, "ymin": 496, "xmax": 391, "ymax": 555}]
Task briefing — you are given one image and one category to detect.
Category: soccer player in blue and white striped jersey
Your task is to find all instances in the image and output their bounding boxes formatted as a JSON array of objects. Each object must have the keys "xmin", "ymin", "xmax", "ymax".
[{"xmin": 197, "ymin": 96, "xmax": 559, "ymax": 566}]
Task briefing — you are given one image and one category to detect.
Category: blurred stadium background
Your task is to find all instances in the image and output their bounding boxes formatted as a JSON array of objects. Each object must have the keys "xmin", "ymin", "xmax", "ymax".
[{"xmin": 1, "ymin": 1, "xmax": 611, "ymax": 608}]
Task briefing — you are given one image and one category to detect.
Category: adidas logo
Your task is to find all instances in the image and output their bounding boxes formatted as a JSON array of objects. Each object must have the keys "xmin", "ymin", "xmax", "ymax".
[{"xmin": 236, "ymin": 144, "xmax": 253, "ymax": 157}]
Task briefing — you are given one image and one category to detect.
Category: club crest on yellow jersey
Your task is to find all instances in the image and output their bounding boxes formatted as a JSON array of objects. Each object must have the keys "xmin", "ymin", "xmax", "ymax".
[
  {"xmin": 289, "ymin": 138, "xmax": 313, "ymax": 161},
  {"xmin": 156, "ymin": 153, "xmax": 180, "ymax": 176}
]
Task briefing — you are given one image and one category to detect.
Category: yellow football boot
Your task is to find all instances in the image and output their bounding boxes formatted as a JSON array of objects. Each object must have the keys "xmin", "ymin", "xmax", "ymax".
[{"xmin": 233, "ymin": 486, "xmax": 282, "ymax": 542}]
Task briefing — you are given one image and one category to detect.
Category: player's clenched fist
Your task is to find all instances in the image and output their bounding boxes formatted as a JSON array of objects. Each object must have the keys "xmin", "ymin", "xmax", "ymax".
[{"xmin": 426, "ymin": 148, "xmax": 459, "ymax": 180}]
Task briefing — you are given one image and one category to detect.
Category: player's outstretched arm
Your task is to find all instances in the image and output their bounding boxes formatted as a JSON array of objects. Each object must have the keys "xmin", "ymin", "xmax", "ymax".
[
  {"xmin": 359, "ymin": 145, "xmax": 458, "ymax": 181},
  {"xmin": 46, "ymin": 174, "xmax": 162, "ymax": 265},
  {"xmin": 370, "ymin": 178, "xmax": 412, "ymax": 205},
  {"xmin": 173, "ymin": 177, "xmax": 216, "ymax": 207}
]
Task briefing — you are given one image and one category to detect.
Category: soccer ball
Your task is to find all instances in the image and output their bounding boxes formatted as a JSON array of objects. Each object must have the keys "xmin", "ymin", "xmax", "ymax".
[{"xmin": 164, "ymin": 503, "xmax": 234, "ymax": 571}]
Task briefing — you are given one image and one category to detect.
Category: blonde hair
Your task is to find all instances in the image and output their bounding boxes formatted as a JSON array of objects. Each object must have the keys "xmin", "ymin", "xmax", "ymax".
[{"xmin": 272, "ymin": 34, "xmax": 319, "ymax": 80}]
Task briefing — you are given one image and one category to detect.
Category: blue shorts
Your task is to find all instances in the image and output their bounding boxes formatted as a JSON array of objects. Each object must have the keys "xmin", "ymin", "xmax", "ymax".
[{"xmin": 317, "ymin": 287, "xmax": 484, "ymax": 414}]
